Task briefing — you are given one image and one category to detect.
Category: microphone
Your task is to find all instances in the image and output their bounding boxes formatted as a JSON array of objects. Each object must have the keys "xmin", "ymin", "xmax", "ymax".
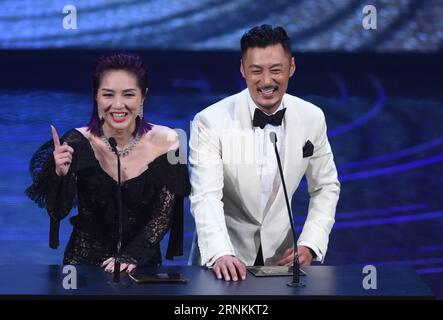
[
  {"xmin": 108, "ymin": 137, "xmax": 123, "ymax": 284},
  {"xmin": 269, "ymin": 132, "xmax": 305, "ymax": 287},
  {"xmin": 108, "ymin": 137, "xmax": 118, "ymax": 154}
]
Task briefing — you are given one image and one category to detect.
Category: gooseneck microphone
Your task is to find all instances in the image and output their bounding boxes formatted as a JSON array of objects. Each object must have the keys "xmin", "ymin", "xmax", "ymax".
[
  {"xmin": 269, "ymin": 132, "xmax": 305, "ymax": 288},
  {"xmin": 108, "ymin": 137, "xmax": 118, "ymax": 154},
  {"xmin": 108, "ymin": 137, "xmax": 123, "ymax": 284}
]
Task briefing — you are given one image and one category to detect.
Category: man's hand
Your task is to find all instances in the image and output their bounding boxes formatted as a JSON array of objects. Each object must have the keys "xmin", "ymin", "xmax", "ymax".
[
  {"xmin": 213, "ymin": 255, "xmax": 247, "ymax": 281},
  {"xmin": 276, "ymin": 246, "xmax": 314, "ymax": 266}
]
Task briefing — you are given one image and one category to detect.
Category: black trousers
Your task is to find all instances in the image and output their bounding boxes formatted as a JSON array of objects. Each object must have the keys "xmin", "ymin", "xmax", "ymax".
[{"xmin": 254, "ymin": 245, "xmax": 264, "ymax": 266}]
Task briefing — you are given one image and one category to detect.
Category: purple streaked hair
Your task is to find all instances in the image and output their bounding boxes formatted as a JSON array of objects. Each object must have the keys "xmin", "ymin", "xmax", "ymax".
[{"xmin": 87, "ymin": 52, "xmax": 152, "ymax": 137}]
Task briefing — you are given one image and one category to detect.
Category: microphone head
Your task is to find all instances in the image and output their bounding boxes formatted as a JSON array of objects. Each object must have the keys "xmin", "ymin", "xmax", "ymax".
[
  {"xmin": 269, "ymin": 131, "xmax": 277, "ymax": 144},
  {"xmin": 108, "ymin": 137, "xmax": 117, "ymax": 148},
  {"xmin": 108, "ymin": 137, "xmax": 118, "ymax": 153}
]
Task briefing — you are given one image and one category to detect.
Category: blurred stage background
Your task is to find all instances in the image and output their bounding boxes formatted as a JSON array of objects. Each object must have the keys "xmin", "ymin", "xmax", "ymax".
[{"xmin": 0, "ymin": 0, "xmax": 442, "ymax": 298}]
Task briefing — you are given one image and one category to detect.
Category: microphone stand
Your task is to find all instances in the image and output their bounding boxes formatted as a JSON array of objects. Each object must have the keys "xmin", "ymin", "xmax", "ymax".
[
  {"xmin": 270, "ymin": 132, "xmax": 305, "ymax": 288},
  {"xmin": 108, "ymin": 137, "xmax": 129, "ymax": 287}
]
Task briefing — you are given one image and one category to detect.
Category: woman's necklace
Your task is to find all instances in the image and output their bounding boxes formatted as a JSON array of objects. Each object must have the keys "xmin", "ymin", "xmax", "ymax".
[{"xmin": 101, "ymin": 134, "xmax": 140, "ymax": 157}]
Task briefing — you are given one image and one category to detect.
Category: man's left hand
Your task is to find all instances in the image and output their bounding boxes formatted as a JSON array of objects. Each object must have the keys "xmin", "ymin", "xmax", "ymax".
[{"xmin": 276, "ymin": 246, "xmax": 314, "ymax": 266}]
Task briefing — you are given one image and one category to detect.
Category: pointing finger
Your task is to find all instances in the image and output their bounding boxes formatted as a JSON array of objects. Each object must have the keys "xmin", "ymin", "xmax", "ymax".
[{"xmin": 51, "ymin": 125, "xmax": 61, "ymax": 148}]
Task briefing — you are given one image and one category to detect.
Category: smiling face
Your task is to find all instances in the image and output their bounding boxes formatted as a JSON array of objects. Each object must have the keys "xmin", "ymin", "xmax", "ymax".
[
  {"xmin": 96, "ymin": 70, "xmax": 145, "ymax": 135},
  {"xmin": 240, "ymin": 44, "xmax": 295, "ymax": 114}
]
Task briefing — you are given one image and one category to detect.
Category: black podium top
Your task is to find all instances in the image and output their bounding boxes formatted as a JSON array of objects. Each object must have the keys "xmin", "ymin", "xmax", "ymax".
[{"xmin": 0, "ymin": 265, "xmax": 433, "ymax": 299}]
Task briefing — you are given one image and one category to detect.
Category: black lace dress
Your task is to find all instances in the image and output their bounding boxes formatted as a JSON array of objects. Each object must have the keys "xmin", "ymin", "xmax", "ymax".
[{"xmin": 26, "ymin": 129, "xmax": 190, "ymax": 267}]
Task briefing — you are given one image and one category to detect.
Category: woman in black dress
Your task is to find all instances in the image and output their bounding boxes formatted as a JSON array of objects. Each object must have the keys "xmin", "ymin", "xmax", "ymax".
[{"xmin": 26, "ymin": 52, "xmax": 190, "ymax": 273}]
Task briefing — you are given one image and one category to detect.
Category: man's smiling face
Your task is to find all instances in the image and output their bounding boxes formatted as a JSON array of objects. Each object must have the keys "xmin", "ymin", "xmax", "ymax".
[{"xmin": 240, "ymin": 43, "xmax": 295, "ymax": 114}]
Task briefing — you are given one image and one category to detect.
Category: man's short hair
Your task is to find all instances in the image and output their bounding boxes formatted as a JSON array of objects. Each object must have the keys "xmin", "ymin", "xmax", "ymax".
[{"xmin": 240, "ymin": 24, "xmax": 292, "ymax": 57}]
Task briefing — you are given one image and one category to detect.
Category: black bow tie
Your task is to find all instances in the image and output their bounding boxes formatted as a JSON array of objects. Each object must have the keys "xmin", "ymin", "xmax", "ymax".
[{"xmin": 252, "ymin": 108, "xmax": 286, "ymax": 129}]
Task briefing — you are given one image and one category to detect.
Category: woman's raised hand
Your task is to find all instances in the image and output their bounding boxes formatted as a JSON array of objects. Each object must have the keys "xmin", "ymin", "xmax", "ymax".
[{"xmin": 51, "ymin": 125, "xmax": 74, "ymax": 176}]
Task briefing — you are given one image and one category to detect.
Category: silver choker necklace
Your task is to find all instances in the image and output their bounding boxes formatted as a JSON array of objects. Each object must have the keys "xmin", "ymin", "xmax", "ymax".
[{"xmin": 101, "ymin": 134, "xmax": 140, "ymax": 157}]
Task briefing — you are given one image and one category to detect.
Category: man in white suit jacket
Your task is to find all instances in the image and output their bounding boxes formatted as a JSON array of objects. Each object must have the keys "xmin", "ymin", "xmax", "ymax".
[{"xmin": 189, "ymin": 25, "xmax": 340, "ymax": 281}]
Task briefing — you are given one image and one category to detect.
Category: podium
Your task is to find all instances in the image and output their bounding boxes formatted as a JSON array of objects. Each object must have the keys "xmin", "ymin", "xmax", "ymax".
[{"xmin": 0, "ymin": 265, "xmax": 434, "ymax": 299}]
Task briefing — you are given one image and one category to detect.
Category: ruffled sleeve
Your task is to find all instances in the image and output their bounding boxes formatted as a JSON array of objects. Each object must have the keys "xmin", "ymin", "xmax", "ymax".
[
  {"xmin": 149, "ymin": 148, "xmax": 191, "ymax": 197},
  {"xmin": 25, "ymin": 129, "xmax": 95, "ymax": 249},
  {"xmin": 122, "ymin": 148, "xmax": 191, "ymax": 263}
]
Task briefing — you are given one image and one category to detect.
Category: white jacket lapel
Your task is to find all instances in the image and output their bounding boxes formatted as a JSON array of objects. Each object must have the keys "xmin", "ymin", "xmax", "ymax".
[{"xmin": 233, "ymin": 90, "xmax": 262, "ymax": 222}]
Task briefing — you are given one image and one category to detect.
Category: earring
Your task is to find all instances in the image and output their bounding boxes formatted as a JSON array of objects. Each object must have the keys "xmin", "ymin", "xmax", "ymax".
[
  {"xmin": 98, "ymin": 111, "xmax": 103, "ymax": 121},
  {"xmin": 138, "ymin": 104, "xmax": 144, "ymax": 119}
]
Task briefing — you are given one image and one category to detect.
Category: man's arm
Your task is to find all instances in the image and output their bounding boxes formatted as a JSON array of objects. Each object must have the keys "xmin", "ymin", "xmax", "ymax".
[
  {"xmin": 298, "ymin": 110, "xmax": 340, "ymax": 261},
  {"xmin": 189, "ymin": 114, "xmax": 236, "ymax": 265}
]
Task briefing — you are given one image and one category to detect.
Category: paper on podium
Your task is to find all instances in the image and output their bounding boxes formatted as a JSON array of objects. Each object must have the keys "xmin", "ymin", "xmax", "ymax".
[
  {"xmin": 247, "ymin": 266, "xmax": 306, "ymax": 277},
  {"xmin": 128, "ymin": 272, "xmax": 187, "ymax": 283}
]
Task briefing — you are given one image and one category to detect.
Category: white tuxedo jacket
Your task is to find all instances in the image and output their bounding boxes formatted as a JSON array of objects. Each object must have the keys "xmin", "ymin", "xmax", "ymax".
[{"xmin": 189, "ymin": 89, "xmax": 340, "ymax": 266}]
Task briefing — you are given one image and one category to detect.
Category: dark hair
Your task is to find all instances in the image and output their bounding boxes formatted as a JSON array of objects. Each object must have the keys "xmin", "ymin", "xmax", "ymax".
[
  {"xmin": 87, "ymin": 52, "xmax": 152, "ymax": 137},
  {"xmin": 240, "ymin": 25, "xmax": 292, "ymax": 57}
]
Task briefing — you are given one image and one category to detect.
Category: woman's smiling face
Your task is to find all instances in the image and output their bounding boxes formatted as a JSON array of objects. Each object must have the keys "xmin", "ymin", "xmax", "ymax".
[{"xmin": 96, "ymin": 69, "xmax": 145, "ymax": 134}]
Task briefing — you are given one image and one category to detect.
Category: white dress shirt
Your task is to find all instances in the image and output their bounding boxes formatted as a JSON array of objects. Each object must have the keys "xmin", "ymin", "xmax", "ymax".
[{"xmin": 247, "ymin": 93, "xmax": 284, "ymax": 215}]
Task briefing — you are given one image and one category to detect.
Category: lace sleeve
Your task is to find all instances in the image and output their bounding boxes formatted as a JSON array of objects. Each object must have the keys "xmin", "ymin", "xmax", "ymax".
[
  {"xmin": 122, "ymin": 186, "xmax": 176, "ymax": 266},
  {"xmin": 25, "ymin": 138, "xmax": 77, "ymax": 222},
  {"xmin": 25, "ymin": 129, "xmax": 93, "ymax": 249}
]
